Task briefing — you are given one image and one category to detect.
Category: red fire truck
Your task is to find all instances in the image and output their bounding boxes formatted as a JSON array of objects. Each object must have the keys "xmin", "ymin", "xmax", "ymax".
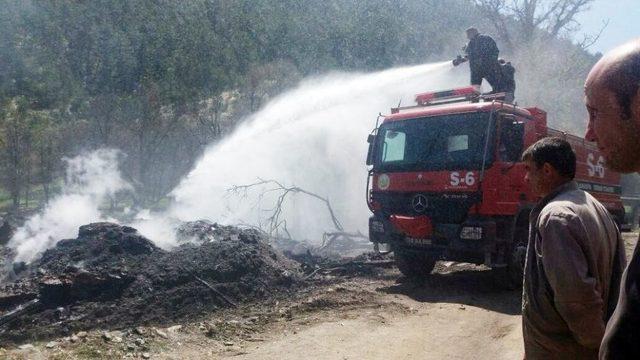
[{"xmin": 366, "ymin": 87, "xmax": 624, "ymax": 288}]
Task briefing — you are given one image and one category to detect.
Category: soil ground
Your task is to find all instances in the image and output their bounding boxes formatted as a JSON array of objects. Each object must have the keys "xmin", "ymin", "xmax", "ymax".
[{"xmin": 1, "ymin": 232, "xmax": 637, "ymax": 360}]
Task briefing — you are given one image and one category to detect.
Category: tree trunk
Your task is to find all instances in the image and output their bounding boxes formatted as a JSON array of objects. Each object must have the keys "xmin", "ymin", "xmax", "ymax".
[{"xmin": 42, "ymin": 183, "xmax": 50, "ymax": 204}]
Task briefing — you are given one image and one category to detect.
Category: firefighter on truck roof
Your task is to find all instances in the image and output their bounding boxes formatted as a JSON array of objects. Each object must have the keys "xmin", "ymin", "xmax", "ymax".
[{"xmin": 453, "ymin": 27, "xmax": 516, "ymax": 103}]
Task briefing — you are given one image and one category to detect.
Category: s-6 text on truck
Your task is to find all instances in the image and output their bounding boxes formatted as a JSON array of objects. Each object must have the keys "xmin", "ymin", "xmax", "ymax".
[{"xmin": 366, "ymin": 87, "xmax": 624, "ymax": 288}]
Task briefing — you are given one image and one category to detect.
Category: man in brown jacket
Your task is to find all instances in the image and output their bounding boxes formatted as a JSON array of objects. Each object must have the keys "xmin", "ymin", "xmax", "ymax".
[
  {"xmin": 584, "ymin": 38, "xmax": 640, "ymax": 359},
  {"xmin": 521, "ymin": 137, "xmax": 625, "ymax": 359}
]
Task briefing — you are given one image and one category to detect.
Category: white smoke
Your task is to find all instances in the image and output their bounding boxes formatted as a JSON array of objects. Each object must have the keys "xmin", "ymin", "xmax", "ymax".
[
  {"xmin": 8, "ymin": 149, "xmax": 131, "ymax": 263},
  {"xmin": 134, "ymin": 61, "xmax": 468, "ymax": 245},
  {"xmin": 7, "ymin": 62, "xmax": 470, "ymax": 262}
]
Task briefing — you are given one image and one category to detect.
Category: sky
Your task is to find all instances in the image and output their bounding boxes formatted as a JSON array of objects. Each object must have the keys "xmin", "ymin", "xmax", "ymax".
[{"xmin": 576, "ymin": 0, "xmax": 640, "ymax": 54}]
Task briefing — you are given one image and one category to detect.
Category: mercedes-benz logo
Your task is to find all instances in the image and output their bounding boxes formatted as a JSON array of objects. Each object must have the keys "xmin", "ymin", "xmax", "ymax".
[{"xmin": 411, "ymin": 194, "xmax": 428, "ymax": 213}]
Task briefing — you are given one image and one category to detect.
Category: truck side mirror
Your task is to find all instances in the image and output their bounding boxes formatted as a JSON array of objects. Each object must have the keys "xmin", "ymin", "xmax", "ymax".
[
  {"xmin": 506, "ymin": 121, "xmax": 525, "ymax": 161},
  {"xmin": 366, "ymin": 134, "xmax": 376, "ymax": 166}
]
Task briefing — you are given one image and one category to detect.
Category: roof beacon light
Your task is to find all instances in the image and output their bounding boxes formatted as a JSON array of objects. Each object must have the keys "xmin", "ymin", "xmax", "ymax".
[{"xmin": 415, "ymin": 86, "xmax": 479, "ymax": 106}]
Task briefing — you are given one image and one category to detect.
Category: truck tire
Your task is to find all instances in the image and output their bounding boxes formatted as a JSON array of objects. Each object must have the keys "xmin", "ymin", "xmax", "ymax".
[{"xmin": 394, "ymin": 247, "xmax": 437, "ymax": 278}]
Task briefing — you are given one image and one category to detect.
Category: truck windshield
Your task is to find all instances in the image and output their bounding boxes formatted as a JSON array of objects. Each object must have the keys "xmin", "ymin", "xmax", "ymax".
[{"xmin": 374, "ymin": 112, "xmax": 494, "ymax": 172}]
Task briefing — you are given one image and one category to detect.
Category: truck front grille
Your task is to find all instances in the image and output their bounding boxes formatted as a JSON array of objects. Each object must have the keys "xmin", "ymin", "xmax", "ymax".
[{"xmin": 371, "ymin": 191, "xmax": 480, "ymax": 224}]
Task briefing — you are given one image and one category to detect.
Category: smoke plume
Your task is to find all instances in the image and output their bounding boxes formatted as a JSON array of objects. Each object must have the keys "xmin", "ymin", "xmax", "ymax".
[{"xmin": 9, "ymin": 149, "xmax": 131, "ymax": 263}]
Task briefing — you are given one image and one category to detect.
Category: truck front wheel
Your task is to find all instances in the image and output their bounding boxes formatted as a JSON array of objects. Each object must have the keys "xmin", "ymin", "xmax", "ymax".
[
  {"xmin": 497, "ymin": 243, "xmax": 527, "ymax": 290},
  {"xmin": 495, "ymin": 227, "xmax": 528, "ymax": 290},
  {"xmin": 394, "ymin": 247, "xmax": 437, "ymax": 278}
]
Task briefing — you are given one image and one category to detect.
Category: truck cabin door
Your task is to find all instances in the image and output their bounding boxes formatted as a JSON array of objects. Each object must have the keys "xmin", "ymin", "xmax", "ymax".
[{"xmin": 495, "ymin": 114, "xmax": 528, "ymax": 205}]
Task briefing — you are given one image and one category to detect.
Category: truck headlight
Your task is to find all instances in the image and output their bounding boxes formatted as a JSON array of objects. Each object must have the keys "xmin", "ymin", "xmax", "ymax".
[
  {"xmin": 460, "ymin": 226, "xmax": 482, "ymax": 240},
  {"xmin": 371, "ymin": 220, "xmax": 384, "ymax": 233}
]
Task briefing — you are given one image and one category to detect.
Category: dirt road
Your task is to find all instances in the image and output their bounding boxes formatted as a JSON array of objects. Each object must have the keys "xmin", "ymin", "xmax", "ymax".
[
  {"xmin": 233, "ymin": 265, "xmax": 523, "ymax": 360},
  {"xmin": 231, "ymin": 231, "xmax": 636, "ymax": 360}
]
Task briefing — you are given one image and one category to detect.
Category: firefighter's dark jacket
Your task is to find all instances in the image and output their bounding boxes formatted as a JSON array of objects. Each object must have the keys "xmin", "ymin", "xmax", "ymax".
[
  {"xmin": 600, "ymin": 234, "xmax": 640, "ymax": 359},
  {"xmin": 522, "ymin": 181, "xmax": 626, "ymax": 359},
  {"xmin": 464, "ymin": 34, "xmax": 499, "ymax": 69}
]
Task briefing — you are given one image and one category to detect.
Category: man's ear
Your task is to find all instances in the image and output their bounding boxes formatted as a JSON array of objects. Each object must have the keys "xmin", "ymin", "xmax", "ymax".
[{"xmin": 542, "ymin": 163, "xmax": 558, "ymax": 181}]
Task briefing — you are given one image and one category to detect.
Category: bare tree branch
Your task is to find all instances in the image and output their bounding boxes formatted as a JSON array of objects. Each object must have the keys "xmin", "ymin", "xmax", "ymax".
[
  {"xmin": 227, "ymin": 178, "xmax": 344, "ymax": 236},
  {"xmin": 575, "ymin": 18, "xmax": 608, "ymax": 50},
  {"xmin": 473, "ymin": 0, "xmax": 595, "ymax": 48},
  {"xmin": 227, "ymin": 178, "xmax": 372, "ymax": 253},
  {"xmin": 473, "ymin": 0, "xmax": 515, "ymax": 51}
]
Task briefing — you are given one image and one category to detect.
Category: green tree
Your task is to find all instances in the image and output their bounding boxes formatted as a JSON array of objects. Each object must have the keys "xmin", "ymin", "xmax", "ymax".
[{"xmin": 0, "ymin": 97, "xmax": 33, "ymax": 208}]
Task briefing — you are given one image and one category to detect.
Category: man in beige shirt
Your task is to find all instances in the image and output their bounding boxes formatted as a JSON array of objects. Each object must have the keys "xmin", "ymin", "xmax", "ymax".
[{"xmin": 521, "ymin": 137, "xmax": 625, "ymax": 359}]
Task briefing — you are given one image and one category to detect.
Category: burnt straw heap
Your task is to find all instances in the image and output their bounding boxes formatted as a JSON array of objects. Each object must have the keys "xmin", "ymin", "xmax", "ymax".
[{"xmin": 0, "ymin": 221, "xmax": 301, "ymax": 344}]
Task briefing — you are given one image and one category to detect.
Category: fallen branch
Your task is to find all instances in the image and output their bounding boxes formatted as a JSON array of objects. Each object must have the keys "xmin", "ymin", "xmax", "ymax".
[
  {"xmin": 0, "ymin": 299, "xmax": 41, "ymax": 327},
  {"xmin": 302, "ymin": 259, "xmax": 395, "ymax": 280},
  {"xmin": 320, "ymin": 231, "xmax": 369, "ymax": 250},
  {"xmin": 182, "ymin": 267, "xmax": 237, "ymax": 308},
  {"xmin": 303, "ymin": 267, "xmax": 323, "ymax": 280}
]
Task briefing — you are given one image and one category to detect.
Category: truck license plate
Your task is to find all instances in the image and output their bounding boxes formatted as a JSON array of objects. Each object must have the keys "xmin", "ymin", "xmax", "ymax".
[{"xmin": 405, "ymin": 237, "xmax": 432, "ymax": 246}]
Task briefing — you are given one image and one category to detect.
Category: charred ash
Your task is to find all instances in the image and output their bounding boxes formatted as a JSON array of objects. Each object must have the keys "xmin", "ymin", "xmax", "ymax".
[{"xmin": 0, "ymin": 221, "xmax": 301, "ymax": 345}]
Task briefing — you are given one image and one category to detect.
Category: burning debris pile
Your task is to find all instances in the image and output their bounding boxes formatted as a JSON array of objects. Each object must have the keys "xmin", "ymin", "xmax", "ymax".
[{"xmin": 0, "ymin": 221, "xmax": 301, "ymax": 344}]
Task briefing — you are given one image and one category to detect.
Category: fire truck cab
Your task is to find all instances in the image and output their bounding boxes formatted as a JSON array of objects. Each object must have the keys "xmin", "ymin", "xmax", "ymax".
[{"xmin": 366, "ymin": 87, "xmax": 624, "ymax": 288}]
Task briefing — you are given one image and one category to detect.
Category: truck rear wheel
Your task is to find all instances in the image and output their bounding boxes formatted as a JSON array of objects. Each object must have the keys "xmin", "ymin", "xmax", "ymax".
[{"xmin": 394, "ymin": 247, "xmax": 437, "ymax": 278}]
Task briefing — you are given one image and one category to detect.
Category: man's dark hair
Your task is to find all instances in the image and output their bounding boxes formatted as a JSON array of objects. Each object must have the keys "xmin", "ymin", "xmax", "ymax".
[
  {"xmin": 605, "ymin": 46, "xmax": 640, "ymax": 119},
  {"xmin": 521, "ymin": 137, "xmax": 576, "ymax": 179}
]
